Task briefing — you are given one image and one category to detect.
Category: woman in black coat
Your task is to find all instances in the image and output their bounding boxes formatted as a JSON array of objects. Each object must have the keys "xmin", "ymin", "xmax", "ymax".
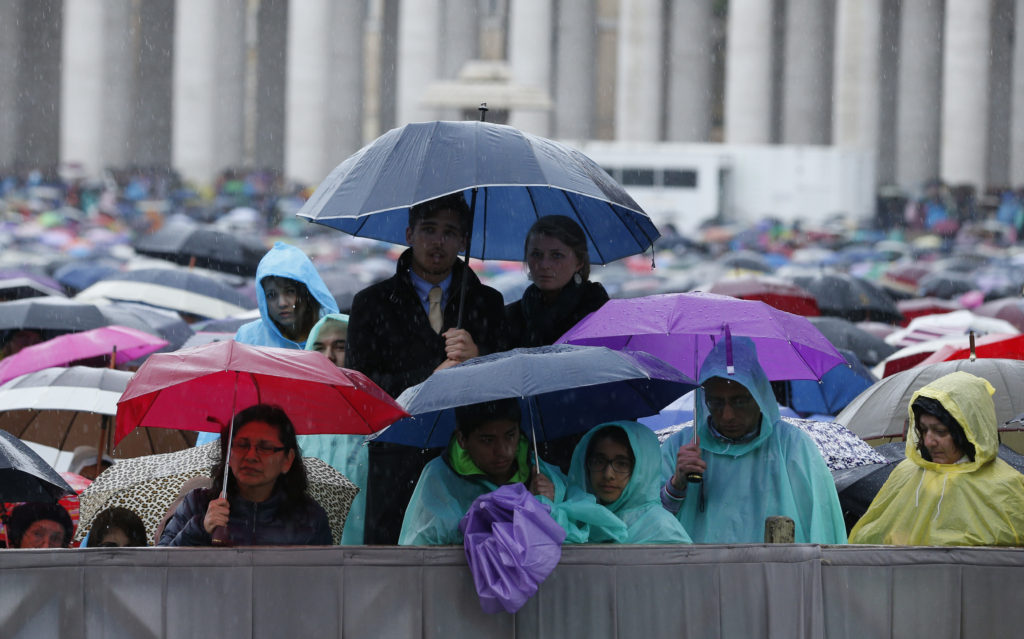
[{"xmin": 505, "ymin": 215, "xmax": 609, "ymax": 348}]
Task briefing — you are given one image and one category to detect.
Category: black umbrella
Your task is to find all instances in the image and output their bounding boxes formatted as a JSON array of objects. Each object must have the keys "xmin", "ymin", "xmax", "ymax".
[
  {"xmin": 917, "ymin": 270, "xmax": 978, "ymax": 299},
  {"xmin": 833, "ymin": 441, "xmax": 1024, "ymax": 532},
  {"xmin": 790, "ymin": 272, "xmax": 902, "ymax": 324},
  {"xmin": 0, "ymin": 430, "xmax": 75, "ymax": 502},
  {"xmin": 806, "ymin": 316, "xmax": 897, "ymax": 366},
  {"xmin": 133, "ymin": 223, "xmax": 266, "ymax": 277},
  {"xmin": 0, "ymin": 297, "xmax": 112, "ymax": 333},
  {"xmin": 717, "ymin": 250, "xmax": 775, "ymax": 273}
]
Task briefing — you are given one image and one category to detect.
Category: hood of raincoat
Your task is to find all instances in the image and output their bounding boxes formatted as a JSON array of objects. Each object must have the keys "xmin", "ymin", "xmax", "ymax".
[
  {"xmin": 905, "ymin": 371, "xmax": 997, "ymax": 472},
  {"xmin": 236, "ymin": 242, "xmax": 339, "ymax": 349},
  {"xmin": 568, "ymin": 421, "xmax": 661, "ymax": 516},
  {"xmin": 695, "ymin": 335, "xmax": 780, "ymax": 457},
  {"xmin": 303, "ymin": 313, "xmax": 350, "ymax": 351}
]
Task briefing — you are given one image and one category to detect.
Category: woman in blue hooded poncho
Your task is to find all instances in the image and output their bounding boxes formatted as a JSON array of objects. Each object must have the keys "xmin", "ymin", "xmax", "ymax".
[
  {"xmin": 659, "ymin": 336, "xmax": 846, "ymax": 544},
  {"xmin": 197, "ymin": 242, "xmax": 339, "ymax": 447},
  {"xmin": 295, "ymin": 313, "xmax": 370, "ymax": 545},
  {"xmin": 568, "ymin": 421, "xmax": 691, "ymax": 544}
]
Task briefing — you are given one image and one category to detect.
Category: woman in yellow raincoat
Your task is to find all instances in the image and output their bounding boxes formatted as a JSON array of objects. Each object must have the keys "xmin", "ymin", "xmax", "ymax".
[{"xmin": 849, "ymin": 371, "xmax": 1024, "ymax": 546}]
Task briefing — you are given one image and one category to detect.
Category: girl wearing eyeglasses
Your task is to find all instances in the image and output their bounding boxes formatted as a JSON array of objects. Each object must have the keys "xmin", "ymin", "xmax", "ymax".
[
  {"xmin": 567, "ymin": 422, "xmax": 691, "ymax": 544},
  {"xmin": 159, "ymin": 404, "xmax": 332, "ymax": 547}
]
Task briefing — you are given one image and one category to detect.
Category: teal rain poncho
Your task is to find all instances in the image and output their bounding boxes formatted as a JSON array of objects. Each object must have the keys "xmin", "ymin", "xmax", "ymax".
[
  {"xmin": 296, "ymin": 314, "xmax": 367, "ymax": 545},
  {"xmin": 850, "ymin": 371, "xmax": 1024, "ymax": 546},
  {"xmin": 398, "ymin": 434, "xmax": 623, "ymax": 546},
  {"xmin": 659, "ymin": 336, "xmax": 847, "ymax": 544},
  {"xmin": 568, "ymin": 421, "xmax": 691, "ymax": 544}
]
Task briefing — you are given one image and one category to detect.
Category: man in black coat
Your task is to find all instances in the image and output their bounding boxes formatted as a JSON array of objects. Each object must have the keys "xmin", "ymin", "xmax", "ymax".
[{"xmin": 347, "ymin": 193, "xmax": 505, "ymax": 544}]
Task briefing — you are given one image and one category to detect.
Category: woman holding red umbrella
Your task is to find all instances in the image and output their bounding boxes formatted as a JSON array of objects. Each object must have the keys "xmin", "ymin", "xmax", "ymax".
[{"xmin": 159, "ymin": 404, "xmax": 332, "ymax": 547}]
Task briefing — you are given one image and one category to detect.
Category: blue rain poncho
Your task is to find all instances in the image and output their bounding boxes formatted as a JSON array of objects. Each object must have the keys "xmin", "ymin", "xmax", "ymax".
[
  {"xmin": 568, "ymin": 421, "xmax": 691, "ymax": 544},
  {"xmin": 198, "ymin": 243, "xmax": 340, "ymax": 447},
  {"xmin": 659, "ymin": 336, "xmax": 847, "ymax": 544},
  {"xmin": 235, "ymin": 241, "xmax": 338, "ymax": 350},
  {"xmin": 849, "ymin": 372, "xmax": 1024, "ymax": 546},
  {"xmin": 296, "ymin": 314, "xmax": 367, "ymax": 545}
]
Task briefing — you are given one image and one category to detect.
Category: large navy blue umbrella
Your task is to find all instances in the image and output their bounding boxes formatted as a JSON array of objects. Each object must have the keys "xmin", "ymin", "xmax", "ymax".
[
  {"xmin": 779, "ymin": 348, "xmax": 876, "ymax": 416},
  {"xmin": 372, "ymin": 344, "xmax": 696, "ymax": 449},
  {"xmin": 296, "ymin": 120, "xmax": 660, "ymax": 264},
  {"xmin": 0, "ymin": 430, "xmax": 75, "ymax": 502}
]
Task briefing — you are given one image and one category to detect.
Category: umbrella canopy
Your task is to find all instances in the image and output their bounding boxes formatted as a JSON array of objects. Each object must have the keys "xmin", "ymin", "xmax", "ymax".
[
  {"xmin": 0, "ymin": 326, "xmax": 167, "ymax": 385},
  {"xmin": 789, "ymin": 272, "xmax": 902, "ymax": 324},
  {"xmin": 705, "ymin": 275, "xmax": 820, "ymax": 316},
  {"xmin": 715, "ymin": 250, "xmax": 775, "ymax": 274},
  {"xmin": 75, "ymin": 442, "xmax": 358, "ymax": 545},
  {"xmin": 917, "ymin": 270, "xmax": 980, "ymax": 299},
  {"xmin": 373, "ymin": 345, "xmax": 694, "ymax": 449},
  {"xmin": 0, "ymin": 367, "xmax": 196, "ymax": 460},
  {"xmin": 0, "ymin": 430, "xmax": 75, "ymax": 502},
  {"xmin": 0, "ymin": 273, "xmax": 65, "ymax": 301},
  {"xmin": 116, "ymin": 340, "xmax": 409, "ymax": 445},
  {"xmin": 133, "ymin": 223, "xmax": 267, "ymax": 276},
  {"xmin": 883, "ymin": 310, "xmax": 1020, "ymax": 349},
  {"xmin": 878, "ymin": 262, "xmax": 933, "ymax": 297},
  {"xmin": 806, "ymin": 316, "xmax": 896, "ymax": 366},
  {"xmin": 52, "ymin": 261, "xmax": 119, "ymax": 294},
  {"xmin": 974, "ymin": 298, "xmax": 1024, "ymax": 332},
  {"xmin": 97, "ymin": 301, "xmax": 195, "ymax": 351},
  {"xmin": 655, "ymin": 417, "xmax": 884, "ymax": 472},
  {"xmin": 915, "ymin": 333, "xmax": 1024, "ymax": 366},
  {"xmin": 556, "ymin": 292, "xmax": 846, "ymax": 381},
  {"xmin": 76, "ymin": 268, "xmax": 255, "ymax": 320},
  {"xmin": 0, "ymin": 297, "xmax": 112, "ymax": 333},
  {"xmin": 834, "ymin": 358, "xmax": 1024, "ymax": 439},
  {"xmin": 296, "ymin": 120, "xmax": 659, "ymax": 264},
  {"xmin": 779, "ymin": 348, "xmax": 877, "ymax": 416}
]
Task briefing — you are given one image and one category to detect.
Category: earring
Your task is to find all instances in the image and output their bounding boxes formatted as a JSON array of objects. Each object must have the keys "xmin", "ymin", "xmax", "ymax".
[{"xmin": 573, "ymin": 272, "xmax": 582, "ymax": 285}]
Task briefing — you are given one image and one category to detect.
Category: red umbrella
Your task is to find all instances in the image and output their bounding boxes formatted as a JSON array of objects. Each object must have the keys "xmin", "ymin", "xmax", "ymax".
[
  {"xmin": 895, "ymin": 297, "xmax": 962, "ymax": 328},
  {"xmin": 916, "ymin": 333, "xmax": 1024, "ymax": 366},
  {"xmin": 706, "ymin": 275, "xmax": 820, "ymax": 316},
  {"xmin": 879, "ymin": 262, "xmax": 932, "ymax": 296},
  {"xmin": 115, "ymin": 340, "xmax": 409, "ymax": 445}
]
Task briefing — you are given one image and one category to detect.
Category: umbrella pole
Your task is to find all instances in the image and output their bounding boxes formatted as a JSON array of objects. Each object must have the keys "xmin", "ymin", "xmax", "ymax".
[
  {"xmin": 527, "ymin": 396, "xmax": 540, "ymax": 471},
  {"xmin": 96, "ymin": 346, "xmax": 118, "ymax": 469},
  {"xmin": 212, "ymin": 376, "xmax": 239, "ymax": 546},
  {"xmin": 456, "ymin": 187, "xmax": 477, "ymax": 329}
]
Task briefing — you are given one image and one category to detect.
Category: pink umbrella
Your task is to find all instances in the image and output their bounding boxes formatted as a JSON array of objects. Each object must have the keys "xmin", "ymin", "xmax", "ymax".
[{"xmin": 0, "ymin": 326, "xmax": 168, "ymax": 385}]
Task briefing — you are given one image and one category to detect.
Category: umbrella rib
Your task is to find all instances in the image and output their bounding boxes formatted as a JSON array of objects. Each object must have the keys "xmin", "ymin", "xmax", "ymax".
[
  {"xmin": 14, "ymin": 409, "xmax": 41, "ymax": 441},
  {"xmin": 55, "ymin": 410, "xmax": 78, "ymax": 453}
]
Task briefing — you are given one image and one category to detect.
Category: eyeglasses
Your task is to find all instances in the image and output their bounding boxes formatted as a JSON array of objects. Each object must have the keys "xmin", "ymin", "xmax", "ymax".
[
  {"xmin": 703, "ymin": 395, "xmax": 757, "ymax": 413},
  {"xmin": 231, "ymin": 440, "xmax": 287, "ymax": 457},
  {"xmin": 586, "ymin": 455, "xmax": 633, "ymax": 475}
]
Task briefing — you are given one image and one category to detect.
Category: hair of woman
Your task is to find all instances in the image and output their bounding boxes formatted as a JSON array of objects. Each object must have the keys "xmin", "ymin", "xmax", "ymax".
[
  {"xmin": 86, "ymin": 506, "xmax": 148, "ymax": 547},
  {"xmin": 585, "ymin": 425, "xmax": 636, "ymax": 468}
]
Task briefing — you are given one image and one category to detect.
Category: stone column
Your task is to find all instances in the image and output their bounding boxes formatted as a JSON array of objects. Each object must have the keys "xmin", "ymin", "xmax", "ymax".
[
  {"xmin": 665, "ymin": 0, "xmax": 713, "ymax": 142},
  {"xmin": 986, "ymin": 0, "xmax": 1015, "ymax": 188},
  {"xmin": 252, "ymin": 0, "xmax": 288, "ymax": 172},
  {"xmin": 0, "ymin": 1, "xmax": 17, "ymax": 169},
  {"xmin": 940, "ymin": 0, "xmax": 991, "ymax": 189},
  {"xmin": 396, "ymin": 0, "xmax": 441, "ymax": 124},
  {"xmin": 724, "ymin": 0, "xmax": 774, "ymax": 143},
  {"xmin": 508, "ymin": 0, "xmax": 552, "ymax": 135},
  {"xmin": 173, "ymin": 0, "xmax": 247, "ymax": 186},
  {"xmin": 615, "ymin": 0, "xmax": 663, "ymax": 141},
  {"xmin": 554, "ymin": 0, "xmax": 596, "ymax": 140},
  {"xmin": 1013, "ymin": 0, "xmax": 1024, "ymax": 186},
  {"xmin": 285, "ymin": 0, "xmax": 366, "ymax": 186},
  {"xmin": 781, "ymin": 0, "xmax": 833, "ymax": 144},
  {"xmin": 832, "ymin": 0, "xmax": 882, "ymax": 152},
  {"xmin": 895, "ymin": 0, "xmax": 944, "ymax": 192},
  {"xmin": 15, "ymin": 0, "xmax": 63, "ymax": 170}
]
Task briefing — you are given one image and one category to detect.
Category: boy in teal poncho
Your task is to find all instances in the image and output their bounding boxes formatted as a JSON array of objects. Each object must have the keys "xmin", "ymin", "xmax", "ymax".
[
  {"xmin": 568, "ymin": 421, "xmax": 691, "ymax": 544},
  {"xmin": 659, "ymin": 336, "xmax": 846, "ymax": 544},
  {"xmin": 399, "ymin": 398, "xmax": 621, "ymax": 546}
]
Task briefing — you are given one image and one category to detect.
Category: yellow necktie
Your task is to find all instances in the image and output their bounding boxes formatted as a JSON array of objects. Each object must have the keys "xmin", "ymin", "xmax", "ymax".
[{"xmin": 428, "ymin": 286, "xmax": 443, "ymax": 333}]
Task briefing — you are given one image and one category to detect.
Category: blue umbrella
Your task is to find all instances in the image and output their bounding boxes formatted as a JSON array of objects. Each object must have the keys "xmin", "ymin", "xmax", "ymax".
[
  {"xmin": 372, "ymin": 344, "xmax": 696, "ymax": 449},
  {"xmin": 296, "ymin": 120, "xmax": 660, "ymax": 264},
  {"xmin": 781, "ymin": 348, "xmax": 876, "ymax": 416}
]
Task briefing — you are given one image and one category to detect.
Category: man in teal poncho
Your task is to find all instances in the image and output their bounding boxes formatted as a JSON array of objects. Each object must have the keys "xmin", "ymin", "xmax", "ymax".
[{"xmin": 659, "ymin": 336, "xmax": 846, "ymax": 544}]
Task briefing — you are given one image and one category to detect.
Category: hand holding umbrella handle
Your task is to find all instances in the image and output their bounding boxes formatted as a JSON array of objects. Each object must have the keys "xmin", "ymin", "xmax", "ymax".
[
  {"xmin": 685, "ymin": 430, "xmax": 703, "ymax": 483},
  {"xmin": 211, "ymin": 525, "xmax": 232, "ymax": 546}
]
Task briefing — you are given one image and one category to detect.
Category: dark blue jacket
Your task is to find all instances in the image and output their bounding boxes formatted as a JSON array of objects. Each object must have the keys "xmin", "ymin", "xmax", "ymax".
[{"xmin": 158, "ymin": 487, "xmax": 332, "ymax": 547}]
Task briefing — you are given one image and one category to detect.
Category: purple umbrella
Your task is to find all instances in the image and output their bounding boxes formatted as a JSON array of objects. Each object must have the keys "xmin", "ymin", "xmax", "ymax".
[
  {"xmin": 556, "ymin": 292, "xmax": 845, "ymax": 381},
  {"xmin": 459, "ymin": 483, "xmax": 566, "ymax": 614}
]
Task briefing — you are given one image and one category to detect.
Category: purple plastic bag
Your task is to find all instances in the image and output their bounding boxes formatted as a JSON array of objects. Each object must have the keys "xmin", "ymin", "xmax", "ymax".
[{"xmin": 459, "ymin": 483, "xmax": 567, "ymax": 614}]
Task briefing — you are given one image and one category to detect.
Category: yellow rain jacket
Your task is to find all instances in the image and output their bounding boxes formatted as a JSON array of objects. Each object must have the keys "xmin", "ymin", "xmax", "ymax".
[{"xmin": 849, "ymin": 371, "xmax": 1024, "ymax": 546}]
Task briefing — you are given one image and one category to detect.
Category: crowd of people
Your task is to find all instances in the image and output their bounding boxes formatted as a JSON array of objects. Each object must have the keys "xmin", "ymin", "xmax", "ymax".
[{"xmin": 4, "ymin": 191, "xmax": 1024, "ymax": 551}]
